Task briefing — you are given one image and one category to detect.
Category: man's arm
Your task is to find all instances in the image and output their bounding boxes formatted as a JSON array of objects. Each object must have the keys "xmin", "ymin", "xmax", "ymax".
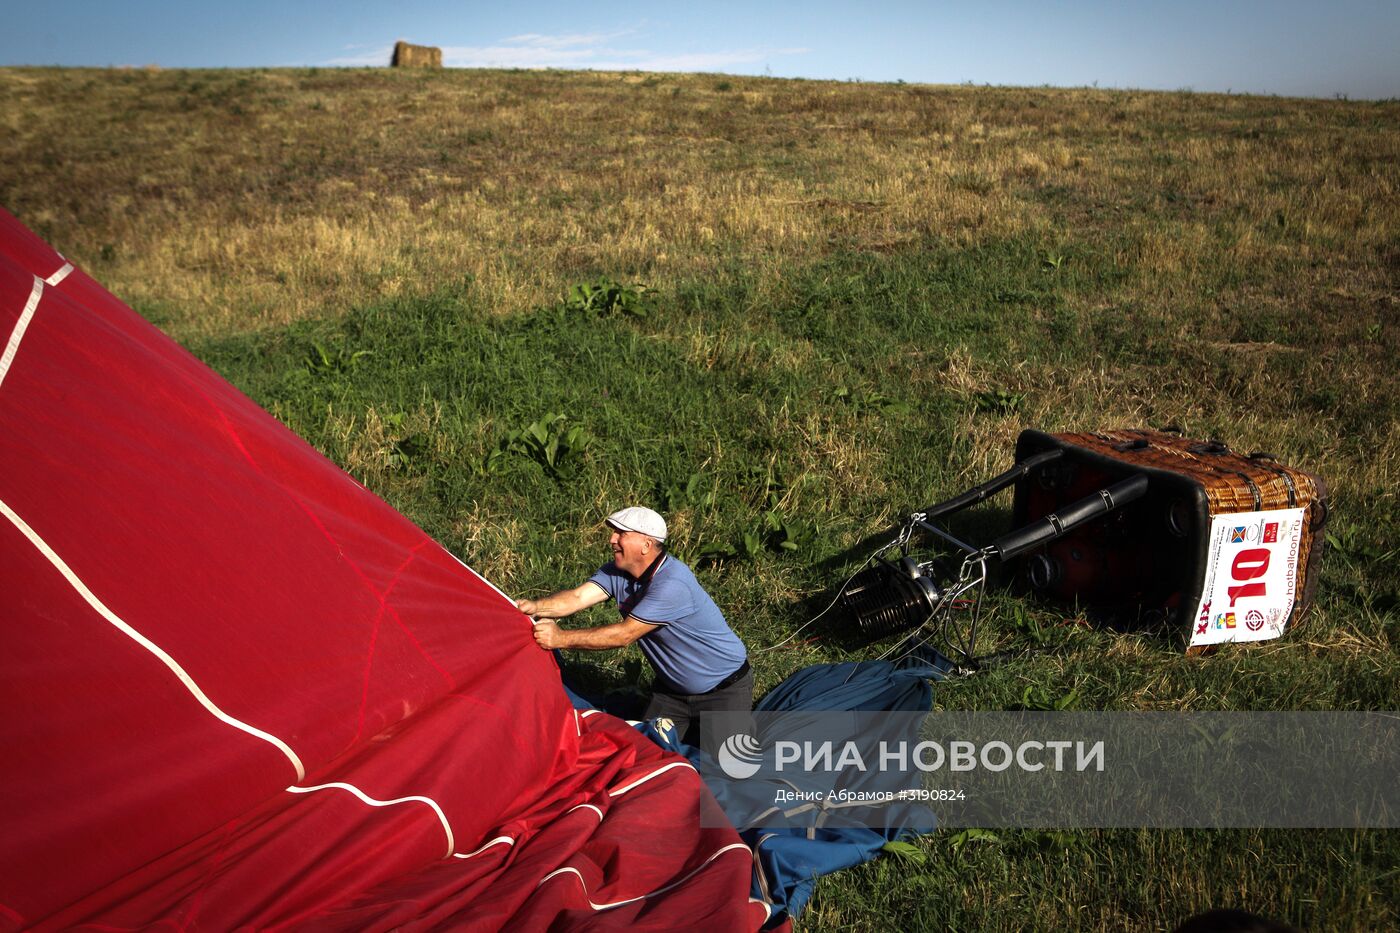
[
  {"xmin": 532, "ymin": 616, "xmax": 659, "ymax": 651},
  {"xmin": 516, "ymin": 581, "xmax": 609, "ymax": 620}
]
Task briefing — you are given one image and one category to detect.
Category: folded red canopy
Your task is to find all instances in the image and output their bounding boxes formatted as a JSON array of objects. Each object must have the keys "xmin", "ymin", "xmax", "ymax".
[{"xmin": 0, "ymin": 207, "xmax": 766, "ymax": 931}]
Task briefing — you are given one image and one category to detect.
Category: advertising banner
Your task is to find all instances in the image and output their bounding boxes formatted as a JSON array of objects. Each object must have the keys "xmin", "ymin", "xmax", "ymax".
[{"xmin": 1189, "ymin": 507, "xmax": 1307, "ymax": 647}]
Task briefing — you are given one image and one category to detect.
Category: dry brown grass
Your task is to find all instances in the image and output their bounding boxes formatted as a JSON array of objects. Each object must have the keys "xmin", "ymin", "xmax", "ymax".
[{"xmin": 3, "ymin": 67, "xmax": 1394, "ymax": 345}]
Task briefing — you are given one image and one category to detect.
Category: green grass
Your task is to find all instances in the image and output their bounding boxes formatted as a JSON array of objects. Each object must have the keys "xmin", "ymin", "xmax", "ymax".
[
  {"xmin": 4, "ymin": 65, "xmax": 1398, "ymax": 930},
  {"xmin": 806, "ymin": 828, "xmax": 1397, "ymax": 930}
]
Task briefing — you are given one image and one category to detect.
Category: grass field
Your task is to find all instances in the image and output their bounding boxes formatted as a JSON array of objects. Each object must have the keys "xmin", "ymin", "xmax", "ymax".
[{"xmin": 2, "ymin": 66, "xmax": 1397, "ymax": 931}]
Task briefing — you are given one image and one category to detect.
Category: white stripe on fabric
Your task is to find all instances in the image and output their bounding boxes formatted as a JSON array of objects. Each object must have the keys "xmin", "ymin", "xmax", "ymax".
[
  {"xmin": 440, "ymin": 544, "xmax": 519, "ymax": 608},
  {"xmin": 45, "ymin": 262, "xmax": 73, "ymax": 286},
  {"xmin": 752, "ymin": 834, "xmax": 777, "ymax": 903},
  {"xmin": 287, "ymin": 782, "xmax": 455, "ymax": 858},
  {"xmin": 568, "ymin": 803, "xmax": 605, "ymax": 821},
  {"xmin": 751, "ymin": 806, "xmax": 781, "ymax": 823},
  {"xmin": 452, "ymin": 834, "xmax": 514, "ymax": 859},
  {"xmin": 0, "ymin": 496, "xmax": 308, "ymax": 782},
  {"xmin": 0, "ymin": 275, "xmax": 43, "ymax": 391},
  {"xmin": 536, "ymin": 842, "xmax": 751, "ymax": 911},
  {"xmin": 607, "ymin": 761, "xmax": 696, "ymax": 797}
]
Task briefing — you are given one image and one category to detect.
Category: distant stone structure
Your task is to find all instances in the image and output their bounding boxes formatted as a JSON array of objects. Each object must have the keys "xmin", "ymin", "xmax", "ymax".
[{"xmin": 391, "ymin": 41, "xmax": 442, "ymax": 68}]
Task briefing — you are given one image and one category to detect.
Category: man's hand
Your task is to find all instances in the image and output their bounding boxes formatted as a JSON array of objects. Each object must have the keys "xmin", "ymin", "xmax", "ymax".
[
  {"xmin": 515, "ymin": 598, "xmax": 538, "ymax": 619},
  {"xmin": 532, "ymin": 620, "xmax": 568, "ymax": 650}
]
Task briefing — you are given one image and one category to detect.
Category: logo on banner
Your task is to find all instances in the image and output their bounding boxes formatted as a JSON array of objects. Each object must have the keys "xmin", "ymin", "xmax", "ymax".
[
  {"xmin": 718, "ymin": 733, "xmax": 764, "ymax": 779},
  {"xmin": 1230, "ymin": 518, "xmax": 1283, "ymax": 545},
  {"xmin": 1245, "ymin": 610, "xmax": 1265, "ymax": 631},
  {"xmin": 1214, "ymin": 612, "xmax": 1237, "ymax": 630}
]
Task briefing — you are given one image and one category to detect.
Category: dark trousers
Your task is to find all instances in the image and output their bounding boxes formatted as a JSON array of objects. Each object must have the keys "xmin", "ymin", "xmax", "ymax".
[{"xmin": 645, "ymin": 667, "xmax": 754, "ymax": 758}]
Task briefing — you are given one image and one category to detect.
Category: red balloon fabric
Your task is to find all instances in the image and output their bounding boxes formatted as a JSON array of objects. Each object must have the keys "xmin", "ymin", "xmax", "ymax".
[{"xmin": 0, "ymin": 207, "xmax": 768, "ymax": 931}]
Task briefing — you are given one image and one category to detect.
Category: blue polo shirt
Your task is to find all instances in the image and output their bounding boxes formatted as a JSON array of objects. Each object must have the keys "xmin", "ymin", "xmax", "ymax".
[{"xmin": 588, "ymin": 555, "xmax": 747, "ymax": 695}]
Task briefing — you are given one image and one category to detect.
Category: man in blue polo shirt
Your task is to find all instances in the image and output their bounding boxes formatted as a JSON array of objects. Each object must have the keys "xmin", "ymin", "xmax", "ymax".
[{"xmin": 518, "ymin": 506, "xmax": 751, "ymax": 752}]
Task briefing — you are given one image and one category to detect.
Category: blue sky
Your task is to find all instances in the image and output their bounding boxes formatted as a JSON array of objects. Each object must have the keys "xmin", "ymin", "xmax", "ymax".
[{"xmin": 4, "ymin": 1, "xmax": 1397, "ymax": 99}]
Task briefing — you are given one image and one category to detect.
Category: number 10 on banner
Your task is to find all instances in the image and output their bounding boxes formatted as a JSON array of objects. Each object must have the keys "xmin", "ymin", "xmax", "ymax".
[{"xmin": 1228, "ymin": 548, "xmax": 1270, "ymax": 606}]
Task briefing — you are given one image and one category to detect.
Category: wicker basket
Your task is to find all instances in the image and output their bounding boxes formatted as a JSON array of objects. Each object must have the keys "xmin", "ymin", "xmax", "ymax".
[{"xmin": 1011, "ymin": 428, "xmax": 1328, "ymax": 650}]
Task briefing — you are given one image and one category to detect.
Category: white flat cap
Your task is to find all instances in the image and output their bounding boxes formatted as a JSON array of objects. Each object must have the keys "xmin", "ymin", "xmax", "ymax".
[{"xmin": 604, "ymin": 506, "xmax": 668, "ymax": 542}]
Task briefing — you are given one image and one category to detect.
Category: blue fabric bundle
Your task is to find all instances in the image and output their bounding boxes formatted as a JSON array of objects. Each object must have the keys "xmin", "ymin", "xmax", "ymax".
[
  {"xmin": 740, "ymin": 645, "xmax": 954, "ymax": 921},
  {"xmin": 560, "ymin": 641, "xmax": 955, "ymax": 926}
]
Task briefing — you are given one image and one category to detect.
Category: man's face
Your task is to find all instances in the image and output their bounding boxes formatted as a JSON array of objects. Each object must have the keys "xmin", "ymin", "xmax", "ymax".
[{"xmin": 609, "ymin": 527, "xmax": 652, "ymax": 576}]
